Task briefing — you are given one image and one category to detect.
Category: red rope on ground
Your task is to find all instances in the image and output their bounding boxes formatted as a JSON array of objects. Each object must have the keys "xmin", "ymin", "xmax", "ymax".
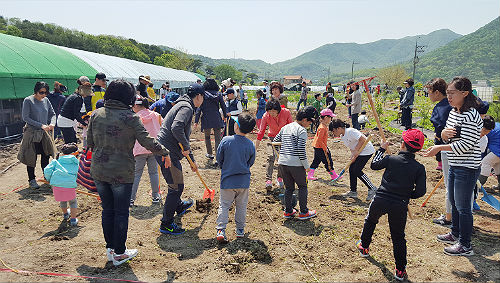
[
  {"xmin": 0, "ymin": 184, "xmax": 26, "ymax": 196},
  {"xmin": 0, "ymin": 268, "xmax": 146, "ymax": 283}
]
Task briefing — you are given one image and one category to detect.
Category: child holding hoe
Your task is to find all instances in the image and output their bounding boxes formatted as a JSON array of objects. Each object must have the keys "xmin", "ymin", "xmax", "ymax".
[
  {"xmin": 216, "ymin": 113, "xmax": 256, "ymax": 242},
  {"xmin": 356, "ymin": 129, "xmax": 426, "ymax": 281},
  {"xmin": 43, "ymin": 143, "xmax": 80, "ymax": 226}
]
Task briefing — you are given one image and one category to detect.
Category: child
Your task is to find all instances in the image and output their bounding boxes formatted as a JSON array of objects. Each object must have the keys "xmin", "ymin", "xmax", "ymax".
[
  {"xmin": 224, "ymin": 88, "xmax": 243, "ymax": 136},
  {"xmin": 356, "ymin": 129, "xmax": 426, "ymax": 281},
  {"xmin": 311, "ymin": 93, "xmax": 323, "ymax": 133},
  {"xmin": 256, "ymin": 99, "xmax": 293, "ymax": 190},
  {"xmin": 255, "ymin": 89, "xmax": 266, "ymax": 131},
  {"xmin": 478, "ymin": 115, "xmax": 500, "ymax": 191},
  {"xmin": 216, "ymin": 113, "xmax": 256, "ymax": 242},
  {"xmin": 330, "ymin": 119, "xmax": 378, "ymax": 201},
  {"xmin": 308, "ymin": 109, "xmax": 339, "ymax": 181},
  {"xmin": 358, "ymin": 110, "xmax": 369, "ymax": 129},
  {"xmin": 43, "ymin": 143, "xmax": 80, "ymax": 226},
  {"xmin": 274, "ymin": 106, "xmax": 317, "ymax": 220}
]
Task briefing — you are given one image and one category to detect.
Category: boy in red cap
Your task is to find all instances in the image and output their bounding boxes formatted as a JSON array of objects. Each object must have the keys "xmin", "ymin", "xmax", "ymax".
[{"xmin": 355, "ymin": 129, "xmax": 427, "ymax": 281}]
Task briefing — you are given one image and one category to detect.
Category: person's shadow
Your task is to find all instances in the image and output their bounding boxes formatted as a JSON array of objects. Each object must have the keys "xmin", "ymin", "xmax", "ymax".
[
  {"xmin": 76, "ymin": 263, "xmax": 140, "ymax": 282},
  {"xmin": 130, "ymin": 203, "xmax": 163, "ymax": 220},
  {"xmin": 283, "ymin": 220, "xmax": 328, "ymax": 237},
  {"xmin": 329, "ymin": 194, "xmax": 369, "ymax": 208},
  {"xmin": 365, "ymin": 256, "xmax": 402, "ymax": 282},
  {"xmin": 39, "ymin": 220, "xmax": 81, "ymax": 240},
  {"xmin": 16, "ymin": 183, "xmax": 52, "ymax": 201}
]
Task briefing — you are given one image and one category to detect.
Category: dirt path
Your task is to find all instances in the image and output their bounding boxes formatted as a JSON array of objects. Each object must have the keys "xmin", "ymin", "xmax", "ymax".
[{"xmin": 0, "ymin": 103, "xmax": 499, "ymax": 282}]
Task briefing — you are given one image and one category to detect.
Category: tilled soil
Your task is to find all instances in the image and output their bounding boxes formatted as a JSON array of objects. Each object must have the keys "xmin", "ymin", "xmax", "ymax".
[{"xmin": 0, "ymin": 104, "xmax": 499, "ymax": 282}]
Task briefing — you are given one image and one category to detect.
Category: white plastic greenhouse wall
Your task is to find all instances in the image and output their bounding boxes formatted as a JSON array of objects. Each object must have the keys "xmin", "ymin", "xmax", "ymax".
[{"xmin": 57, "ymin": 46, "xmax": 200, "ymax": 89}]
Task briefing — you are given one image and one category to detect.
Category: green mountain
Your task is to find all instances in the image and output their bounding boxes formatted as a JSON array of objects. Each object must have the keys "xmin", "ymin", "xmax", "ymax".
[
  {"xmin": 273, "ymin": 29, "xmax": 462, "ymax": 80},
  {"xmin": 414, "ymin": 17, "xmax": 500, "ymax": 86}
]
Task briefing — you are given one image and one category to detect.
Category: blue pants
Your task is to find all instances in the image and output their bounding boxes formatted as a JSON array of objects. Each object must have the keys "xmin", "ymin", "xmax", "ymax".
[
  {"xmin": 156, "ymin": 156, "xmax": 185, "ymax": 226},
  {"xmin": 352, "ymin": 113, "xmax": 360, "ymax": 130},
  {"xmin": 401, "ymin": 107, "xmax": 412, "ymax": 130},
  {"xmin": 297, "ymin": 98, "xmax": 307, "ymax": 110},
  {"xmin": 448, "ymin": 166, "xmax": 480, "ymax": 247},
  {"xmin": 95, "ymin": 181, "xmax": 132, "ymax": 254}
]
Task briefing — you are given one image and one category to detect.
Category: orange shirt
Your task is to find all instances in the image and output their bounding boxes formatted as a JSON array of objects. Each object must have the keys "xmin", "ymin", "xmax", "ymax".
[{"xmin": 312, "ymin": 123, "xmax": 328, "ymax": 151}]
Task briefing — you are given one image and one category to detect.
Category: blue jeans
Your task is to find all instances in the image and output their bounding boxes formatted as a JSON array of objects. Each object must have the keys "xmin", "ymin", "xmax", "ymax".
[
  {"xmin": 448, "ymin": 166, "xmax": 480, "ymax": 247},
  {"xmin": 95, "ymin": 181, "xmax": 132, "ymax": 254},
  {"xmin": 297, "ymin": 98, "xmax": 307, "ymax": 110}
]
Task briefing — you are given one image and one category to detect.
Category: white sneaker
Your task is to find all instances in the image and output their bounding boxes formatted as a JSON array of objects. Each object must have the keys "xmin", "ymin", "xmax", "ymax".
[
  {"xmin": 205, "ymin": 153, "xmax": 214, "ymax": 159},
  {"xmin": 106, "ymin": 248, "xmax": 114, "ymax": 262},
  {"xmin": 112, "ymin": 249, "xmax": 138, "ymax": 266}
]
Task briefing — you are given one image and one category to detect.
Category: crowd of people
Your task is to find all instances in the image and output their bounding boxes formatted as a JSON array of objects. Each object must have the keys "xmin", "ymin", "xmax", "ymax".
[{"xmin": 15, "ymin": 73, "xmax": 499, "ymax": 281}]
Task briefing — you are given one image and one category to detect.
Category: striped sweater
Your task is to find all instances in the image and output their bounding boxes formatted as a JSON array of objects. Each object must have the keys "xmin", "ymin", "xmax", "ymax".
[
  {"xmin": 445, "ymin": 108, "xmax": 483, "ymax": 169},
  {"xmin": 273, "ymin": 122, "xmax": 309, "ymax": 169}
]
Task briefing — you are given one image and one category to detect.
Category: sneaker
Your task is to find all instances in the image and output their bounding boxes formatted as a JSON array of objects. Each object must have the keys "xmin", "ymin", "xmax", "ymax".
[
  {"xmin": 235, "ymin": 228, "xmax": 245, "ymax": 238},
  {"xmin": 206, "ymin": 153, "xmax": 214, "ymax": 159},
  {"xmin": 159, "ymin": 222, "xmax": 185, "ymax": 235},
  {"xmin": 473, "ymin": 200, "xmax": 480, "ymax": 211},
  {"xmin": 70, "ymin": 218, "xmax": 78, "ymax": 226},
  {"xmin": 29, "ymin": 179, "xmax": 40, "ymax": 189},
  {"xmin": 216, "ymin": 229, "xmax": 228, "ymax": 243},
  {"xmin": 129, "ymin": 199, "xmax": 135, "ymax": 207},
  {"xmin": 283, "ymin": 208, "xmax": 297, "ymax": 219},
  {"xmin": 394, "ymin": 268, "xmax": 408, "ymax": 281},
  {"xmin": 444, "ymin": 242, "xmax": 474, "ymax": 256},
  {"xmin": 112, "ymin": 249, "xmax": 138, "ymax": 266},
  {"xmin": 366, "ymin": 189, "xmax": 376, "ymax": 201},
  {"xmin": 355, "ymin": 240, "xmax": 369, "ymax": 257},
  {"xmin": 152, "ymin": 196, "xmax": 161, "ymax": 204},
  {"xmin": 265, "ymin": 180, "xmax": 272, "ymax": 191},
  {"xmin": 298, "ymin": 210, "xmax": 317, "ymax": 220},
  {"xmin": 432, "ymin": 214, "xmax": 452, "ymax": 227},
  {"xmin": 176, "ymin": 199, "xmax": 194, "ymax": 216},
  {"xmin": 343, "ymin": 190, "xmax": 358, "ymax": 199},
  {"xmin": 63, "ymin": 208, "xmax": 70, "ymax": 220},
  {"xmin": 106, "ymin": 248, "xmax": 114, "ymax": 262},
  {"xmin": 437, "ymin": 232, "xmax": 458, "ymax": 245},
  {"xmin": 276, "ymin": 178, "xmax": 284, "ymax": 189}
]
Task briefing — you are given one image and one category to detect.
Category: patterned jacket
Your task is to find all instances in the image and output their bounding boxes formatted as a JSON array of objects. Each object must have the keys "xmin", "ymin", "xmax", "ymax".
[{"xmin": 87, "ymin": 99, "xmax": 169, "ymax": 184}]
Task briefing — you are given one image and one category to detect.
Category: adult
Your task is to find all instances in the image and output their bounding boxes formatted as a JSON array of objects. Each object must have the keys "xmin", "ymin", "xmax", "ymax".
[
  {"xmin": 194, "ymin": 78, "xmax": 227, "ymax": 160},
  {"xmin": 136, "ymin": 75, "xmax": 151, "ymax": 99},
  {"xmin": 130, "ymin": 96, "xmax": 163, "ymax": 206},
  {"xmin": 346, "ymin": 84, "xmax": 362, "ymax": 130},
  {"xmin": 159, "ymin": 83, "xmax": 169, "ymax": 99},
  {"xmin": 146, "ymin": 76, "xmax": 156, "ymax": 101},
  {"xmin": 424, "ymin": 76, "xmax": 483, "ymax": 256},
  {"xmin": 425, "ymin": 78, "xmax": 453, "ymax": 227},
  {"xmin": 47, "ymin": 81, "xmax": 67, "ymax": 138},
  {"xmin": 345, "ymin": 82, "xmax": 353, "ymax": 118},
  {"xmin": 325, "ymin": 82, "xmax": 337, "ymax": 114},
  {"xmin": 87, "ymin": 79, "xmax": 170, "ymax": 266},
  {"xmin": 262, "ymin": 80, "xmax": 270, "ymax": 97},
  {"xmin": 223, "ymin": 88, "xmax": 243, "ymax": 136},
  {"xmin": 157, "ymin": 84, "xmax": 205, "ymax": 235},
  {"xmin": 256, "ymin": 99, "xmax": 293, "ymax": 190},
  {"xmin": 239, "ymin": 82, "xmax": 248, "ymax": 110},
  {"xmin": 478, "ymin": 115, "xmax": 500, "ymax": 189},
  {"xmin": 17, "ymin": 81, "xmax": 56, "ymax": 189},
  {"xmin": 91, "ymin": 72, "xmax": 108, "ymax": 111},
  {"xmin": 270, "ymin": 81, "xmax": 288, "ymax": 108},
  {"xmin": 297, "ymin": 81, "xmax": 308, "ymax": 110},
  {"xmin": 58, "ymin": 76, "xmax": 93, "ymax": 144},
  {"xmin": 400, "ymin": 78, "xmax": 415, "ymax": 130}
]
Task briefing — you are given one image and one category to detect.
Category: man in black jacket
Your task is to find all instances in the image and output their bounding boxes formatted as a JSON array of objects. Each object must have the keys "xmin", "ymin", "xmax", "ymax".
[
  {"xmin": 355, "ymin": 129, "xmax": 426, "ymax": 282},
  {"xmin": 156, "ymin": 84, "xmax": 204, "ymax": 235}
]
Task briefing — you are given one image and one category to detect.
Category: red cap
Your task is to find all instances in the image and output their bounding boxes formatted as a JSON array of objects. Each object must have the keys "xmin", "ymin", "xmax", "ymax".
[{"xmin": 402, "ymin": 129, "xmax": 425, "ymax": 150}]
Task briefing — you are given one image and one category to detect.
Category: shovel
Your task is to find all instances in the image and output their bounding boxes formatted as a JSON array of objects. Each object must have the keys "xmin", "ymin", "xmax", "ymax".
[
  {"xmin": 178, "ymin": 143, "xmax": 215, "ymax": 201},
  {"xmin": 479, "ymin": 183, "xmax": 500, "ymax": 211}
]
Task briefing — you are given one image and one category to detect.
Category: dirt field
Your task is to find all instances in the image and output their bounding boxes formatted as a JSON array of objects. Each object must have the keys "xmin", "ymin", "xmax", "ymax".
[{"xmin": 0, "ymin": 104, "xmax": 499, "ymax": 282}]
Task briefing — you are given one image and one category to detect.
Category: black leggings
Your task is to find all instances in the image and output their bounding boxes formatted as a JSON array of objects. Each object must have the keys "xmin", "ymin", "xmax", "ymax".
[
  {"xmin": 349, "ymin": 154, "xmax": 377, "ymax": 192},
  {"xmin": 26, "ymin": 142, "xmax": 50, "ymax": 181},
  {"xmin": 60, "ymin": 127, "xmax": 77, "ymax": 144},
  {"xmin": 310, "ymin": 147, "xmax": 334, "ymax": 172}
]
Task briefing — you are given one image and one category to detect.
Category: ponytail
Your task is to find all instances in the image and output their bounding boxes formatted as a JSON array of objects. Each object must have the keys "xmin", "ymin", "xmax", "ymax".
[{"xmin": 329, "ymin": 118, "xmax": 350, "ymax": 131}]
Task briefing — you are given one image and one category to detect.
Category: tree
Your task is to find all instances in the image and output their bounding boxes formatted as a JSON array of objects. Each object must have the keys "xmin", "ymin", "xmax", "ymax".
[
  {"xmin": 377, "ymin": 65, "xmax": 409, "ymax": 89},
  {"xmin": 213, "ymin": 64, "xmax": 242, "ymax": 82},
  {"xmin": 5, "ymin": 25, "xmax": 22, "ymax": 37},
  {"xmin": 205, "ymin": 65, "xmax": 215, "ymax": 77},
  {"xmin": 187, "ymin": 59, "xmax": 203, "ymax": 73},
  {"xmin": 246, "ymin": 73, "xmax": 259, "ymax": 85}
]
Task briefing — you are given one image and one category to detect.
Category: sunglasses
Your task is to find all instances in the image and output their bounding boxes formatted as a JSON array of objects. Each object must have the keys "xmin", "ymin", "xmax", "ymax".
[{"xmin": 38, "ymin": 91, "xmax": 47, "ymax": 95}]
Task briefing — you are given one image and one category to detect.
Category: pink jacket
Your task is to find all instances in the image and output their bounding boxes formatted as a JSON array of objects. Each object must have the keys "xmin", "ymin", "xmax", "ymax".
[{"xmin": 133, "ymin": 109, "xmax": 162, "ymax": 156}]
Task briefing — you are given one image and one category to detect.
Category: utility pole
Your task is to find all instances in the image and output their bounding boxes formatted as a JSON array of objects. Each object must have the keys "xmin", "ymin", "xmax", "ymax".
[
  {"xmin": 412, "ymin": 37, "xmax": 426, "ymax": 79},
  {"xmin": 351, "ymin": 60, "xmax": 359, "ymax": 81},
  {"xmin": 327, "ymin": 66, "xmax": 330, "ymax": 83}
]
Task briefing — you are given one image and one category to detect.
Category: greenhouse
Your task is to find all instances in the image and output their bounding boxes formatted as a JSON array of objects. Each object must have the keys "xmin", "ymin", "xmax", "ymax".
[{"xmin": 0, "ymin": 33, "xmax": 200, "ymax": 138}]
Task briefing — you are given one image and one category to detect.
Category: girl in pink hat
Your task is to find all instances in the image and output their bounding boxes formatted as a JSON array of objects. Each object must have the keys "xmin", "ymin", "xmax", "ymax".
[{"xmin": 308, "ymin": 109, "xmax": 339, "ymax": 181}]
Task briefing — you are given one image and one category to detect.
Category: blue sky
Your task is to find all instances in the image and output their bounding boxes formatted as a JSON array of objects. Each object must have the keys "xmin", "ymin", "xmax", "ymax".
[{"xmin": 1, "ymin": 0, "xmax": 499, "ymax": 63}]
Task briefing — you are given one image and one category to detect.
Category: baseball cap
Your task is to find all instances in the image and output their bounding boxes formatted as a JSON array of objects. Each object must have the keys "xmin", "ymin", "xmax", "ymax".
[
  {"xmin": 320, "ymin": 108, "xmax": 336, "ymax": 117},
  {"xmin": 226, "ymin": 88, "xmax": 235, "ymax": 95},
  {"xmin": 402, "ymin": 129, "xmax": 425, "ymax": 150},
  {"xmin": 187, "ymin": 83, "xmax": 205, "ymax": 96},
  {"xmin": 95, "ymin": 72, "xmax": 109, "ymax": 81}
]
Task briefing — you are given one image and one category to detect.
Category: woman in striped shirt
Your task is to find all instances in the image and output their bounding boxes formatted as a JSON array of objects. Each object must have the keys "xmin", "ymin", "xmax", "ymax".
[{"xmin": 424, "ymin": 76, "xmax": 482, "ymax": 256}]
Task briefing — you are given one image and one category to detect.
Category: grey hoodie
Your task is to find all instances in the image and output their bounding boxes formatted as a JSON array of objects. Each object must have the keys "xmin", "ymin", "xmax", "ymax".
[{"xmin": 157, "ymin": 94, "xmax": 195, "ymax": 160}]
